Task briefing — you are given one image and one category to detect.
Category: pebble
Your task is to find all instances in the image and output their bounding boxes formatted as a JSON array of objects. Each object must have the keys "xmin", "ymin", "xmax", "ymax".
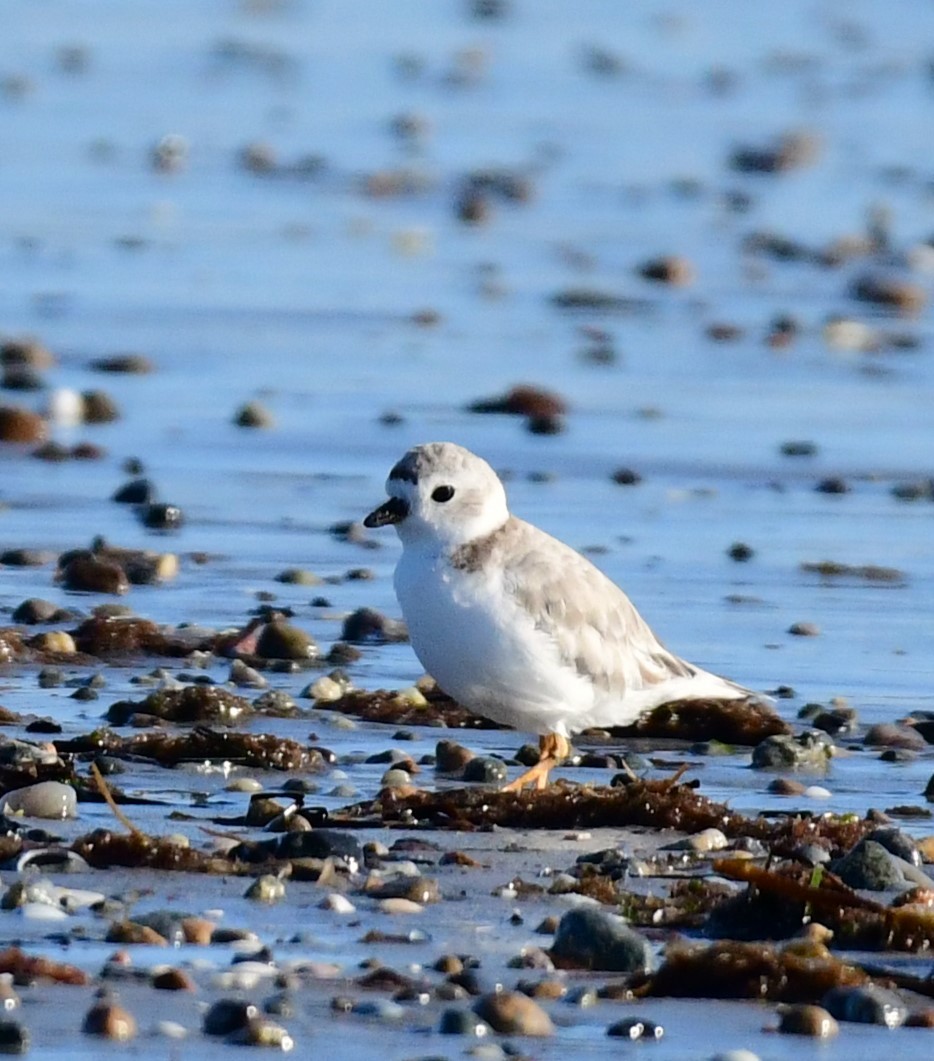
[
  {"xmin": 381, "ymin": 768, "xmax": 414, "ymax": 788},
  {"xmin": 319, "ymin": 893, "xmax": 356, "ymax": 914},
  {"xmin": 665, "ymin": 828, "xmax": 728, "ymax": 854},
  {"xmin": 0, "ymin": 405, "xmax": 46, "ymax": 443},
  {"xmin": 82, "ymin": 999, "xmax": 137, "ymax": 1040},
  {"xmin": 81, "ymin": 390, "xmax": 120, "ymax": 423},
  {"xmin": 378, "ymin": 898, "xmax": 424, "ymax": 915},
  {"xmin": 865, "ymin": 724, "xmax": 926, "ymax": 751},
  {"xmin": 767, "ymin": 778, "xmax": 806, "ymax": 795},
  {"xmin": 227, "ymin": 1017, "xmax": 294, "ymax": 1049},
  {"xmin": 255, "ymin": 620, "xmax": 318, "ymax": 661},
  {"xmin": 473, "ymin": 990, "xmax": 554, "ymax": 1036},
  {"xmin": 822, "ymin": 984, "xmax": 907, "ymax": 1027},
  {"xmin": 151, "ymin": 967, "xmax": 196, "ymax": 991},
  {"xmin": 750, "ymin": 731, "xmax": 833, "ymax": 770},
  {"xmin": 304, "ymin": 676, "xmax": 344, "ymax": 703},
  {"xmin": 11, "ymin": 598, "xmax": 61, "ymax": 624},
  {"xmin": 244, "ymin": 875, "xmax": 286, "ymax": 904},
  {"xmin": 140, "ymin": 502, "xmax": 184, "ymax": 531},
  {"xmin": 435, "ymin": 739, "xmax": 475, "ymax": 773},
  {"xmin": 463, "ymin": 756, "xmax": 508, "ymax": 784},
  {"xmin": 439, "ymin": 1008, "xmax": 491, "ymax": 1036},
  {"xmin": 611, "ymin": 467, "xmax": 642, "ymax": 485},
  {"xmin": 233, "ymin": 401, "xmax": 275, "ymax": 428},
  {"xmin": 550, "ymin": 908, "xmax": 653, "ymax": 973},
  {"xmin": 203, "ymin": 999, "xmax": 258, "ymax": 1036},
  {"xmin": 112, "ymin": 478, "xmax": 156, "ymax": 504},
  {"xmin": 788, "ymin": 621, "xmax": 820, "ymax": 636},
  {"xmin": 0, "ymin": 781, "xmax": 77, "ymax": 819},
  {"xmin": 58, "ymin": 551, "xmax": 129, "ymax": 594},
  {"xmin": 830, "ymin": 840, "xmax": 904, "ymax": 891},
  {"xmin": 607, "ymin": 1017, "xmax": 664, "ymax": 1039},
  {"xmin": 638, "ymin": 255, "xmax": 694, "ymax": 285},
  {"xmin": 341, "ymin": 607, "xmax": 408, "ymax": 643},
  {"xmin": 29, "ymin": 631, "xmax": 76, "ymax": 654},
  {"xmin": 0, "ymin": 1020, "xmax": 29, "ymax": 1054},
  {"xmin": 777, "ymin": 1003, "xmax": 839, "ymax": 1037},
  {"xmin": 710, "ymin": 1053, "xmax": 760, "ymax": 1061}
]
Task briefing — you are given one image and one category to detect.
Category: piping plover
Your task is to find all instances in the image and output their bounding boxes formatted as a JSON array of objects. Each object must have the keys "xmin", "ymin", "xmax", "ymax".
[{"xmin": 364, "ymin": 442, "xmax": 756, "ymax": 789}]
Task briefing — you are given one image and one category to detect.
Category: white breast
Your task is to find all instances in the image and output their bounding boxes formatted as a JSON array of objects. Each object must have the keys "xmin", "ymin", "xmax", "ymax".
[{"xmin": 393, "ymin": 548, "xmax": 594, "ymax": 737}]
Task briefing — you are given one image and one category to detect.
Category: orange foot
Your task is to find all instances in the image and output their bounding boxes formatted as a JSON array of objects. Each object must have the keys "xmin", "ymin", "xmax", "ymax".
[{"xmin": 502, "ymin": 733, "xmax": 571, "ymax": 792}]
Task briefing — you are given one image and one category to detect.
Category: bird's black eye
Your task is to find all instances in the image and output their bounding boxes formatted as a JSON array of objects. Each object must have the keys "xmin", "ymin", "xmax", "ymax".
[{"xmin": 431, "ymin": 485, "xmax": 455, "ymax": 503}]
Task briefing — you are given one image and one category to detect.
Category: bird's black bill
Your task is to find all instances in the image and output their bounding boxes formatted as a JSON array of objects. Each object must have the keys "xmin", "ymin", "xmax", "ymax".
[{"xmin": 363, "ymin": 496, "xmax": 409, "ymax": 528}]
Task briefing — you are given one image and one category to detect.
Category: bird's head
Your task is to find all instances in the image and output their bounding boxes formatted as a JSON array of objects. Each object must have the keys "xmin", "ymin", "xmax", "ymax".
[{"xmin": 364, "ymin": 441, "xmax": 509, "ymax": 550}]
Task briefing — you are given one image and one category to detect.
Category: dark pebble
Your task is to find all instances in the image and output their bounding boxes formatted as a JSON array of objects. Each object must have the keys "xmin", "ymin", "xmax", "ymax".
[
  {"xmin": 327, "ymin": 642, "xmax": 361, "ymax": 665},
  {"xmin": 140, "ymin": 503, "xmax": 184, "ymax": 531},
  {"xmin": 435, "ymin": 740, "xmax": 474, "ymax": 773},
  {"xmin": 90, "ymin": 353, "xmax": 153, "ymax": 374},
  {"xmin": 112, "ymin": 478, "xmax": 156, "ymax": 504},
  {"xmin": 822, "ymin": 984, "xmax": 907, "ymax": 1027},
  {"xmin": 468, "ymin": 384, "xmax": 567, "ymax": 418},
  {"xmin": 11, "ymin": 598, "xmax": 60, "ymax": 624},
  {"xmin": 81, "ymin": 390, "xmax": 120, "ymax": 423},
  {"xmin": 274, "ymin": 829, "xmax": 362, "ymax": 863},
  {"xmin": 751, "ymin": 731, "xmax": 833, "ymax": 770},
  {"xmin": 550, "ymin": 908, "xmax": 653, "ymax": 973},
  {"xmin": 526, "ymin": 413, "xmax": 564, "ymax": 435},
  {"xmin": 780, "ymin": 440, "xmax": 818, "ymax": 457},
  {"xmin": 815, "ymin": 477, "xmax": 849, "ymax": 495},
  {"xmin": 830, "ymin": 839, "xmax": 903, "ymax": 891},
  {"xmin": 233, "ymin": 401, "xmax": 275, "ymax": 428},
  {"xmin": 891, "ymin": 479, "xmax": 934, "ymax": 502},
  {"xmin": 777, "ymin": 1003, "xmax": 838, "ymax": 1037},
  {"xmin": 611, "ymin": 467, "xmax": 642, "ymax": 485},
  {"xmin": 0, "ymin": 548, "xmax": 55, "ymax": 567},
  {"xmin": 727, "ymin": 542, "xmax": 754, "ymax": 562},
  {"xmin": 203, "ymin": 999, "xmax": 257, "ymax": 1036},
  {"xmin": 341, "ymin": 607, "xmax": 408, "ymax": 644},
  {"xmin": 637, "ymin": 255, "xmax": 694, "ymax": 285},
  {"xmin": 439, "ymin": 1008, "xmax": 489, "ymax": 1036},
  {"xmin": 462, "ymin": 756, "xmax": 508, "ymax": 784},
  {"xmin": 58, "ymin": 552, "xmax": 129, "ymax": 595},
  {"xmin": 0, "ymin": 1019, "xmax": 29, "ymax": 1054}
]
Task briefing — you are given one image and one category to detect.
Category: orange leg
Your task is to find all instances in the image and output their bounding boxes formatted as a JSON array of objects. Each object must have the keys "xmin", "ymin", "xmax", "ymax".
[{"xmin": 502, "ymin": 733, "xmax": 570, "ymax": 792}]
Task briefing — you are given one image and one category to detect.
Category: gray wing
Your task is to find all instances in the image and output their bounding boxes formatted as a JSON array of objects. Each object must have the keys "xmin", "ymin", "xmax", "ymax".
[{"xmin": 501, "ymin": 519, "xmax": 699, "ymax": 695}]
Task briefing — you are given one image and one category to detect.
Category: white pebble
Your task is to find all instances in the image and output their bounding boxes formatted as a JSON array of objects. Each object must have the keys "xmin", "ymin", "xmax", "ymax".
[
  {"xmin": 0, "ymin": 781, "xmax": 77, "ymax": 819},
  {"xmin": 710, "ymin": 1052, "xmax": 761, "ymax": 1061},
  {"xmin": 319, "ymin": 893, "xmax": 356, "ymax": 914},
  {"xmin": 154, "ymin": 1021, "xmax": 188, "ymax": 1039},
  {"xmin": 804, "ymin": 785, "xmax": 832, "ymax": 799},
  {"xmin": 20, "ymin": 902, "xmax": 68, "ymax": 922},
  {"xmin": 378, "ymin": 898, "xmax": 423, "ymax": 915}
]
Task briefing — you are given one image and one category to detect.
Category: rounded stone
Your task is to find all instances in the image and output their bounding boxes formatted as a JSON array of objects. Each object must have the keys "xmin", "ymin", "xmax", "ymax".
[
  {"xmin": 0, "ymin": 406, "xmax": 46, "ymax": 444},
  {"xmin": 777, "ymin": 1003, "xmax": 839, "ymax": 1037},
  {"xmin": 82, "ymin": 1000, "xmax": 136, "ymax": 1040},
  {"xmin": 822, "ymin": 984, "xmax": 907, "ymax": 1027},
  {"xmin": 830, "ymin": 840, "xmax": 904, "ymax": 891},
  {"xmin": 0, "ymin": 781, "xmax": 77, "ymax": 819},
  {"xmin": 255, "ymin": 621, "xmax": 318, "ymax": 661},
  {"xmin": 81, "ymin": 390, "xmax": 120, "ymax": 423},
  {"xmin": 550, "ymin": 908, "xmax": 653, "ymax": 973},
  {"xmin": 0, "ymin": 1019, "xmax": 29, "ymax": 1054},
  {"xmin": 472, "ymin": 990, "xmax": 554, "ymax": 1036},
  {"xmin": 439, "ymin": 1008, "xmax": 490, "ymax": 1036},
  {"xmin": 463, "ymin": 756, "xmax": 508, "ymax": 784}
]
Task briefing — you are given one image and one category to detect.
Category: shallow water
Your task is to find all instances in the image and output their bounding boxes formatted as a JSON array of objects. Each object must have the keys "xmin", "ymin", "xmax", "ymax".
[{"xmin": 1, "ymin": 0, "xmax": 934, "ymax": 1057}]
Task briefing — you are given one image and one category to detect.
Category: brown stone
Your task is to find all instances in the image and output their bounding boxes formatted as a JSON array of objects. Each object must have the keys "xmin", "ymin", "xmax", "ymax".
[
  {"xmin": 0, "ymin": 406, "xmax": 46, "ymax": 444},
  {"xmin": 473, "ymin": 990, "xmax": 554, "ymax": 1035}
]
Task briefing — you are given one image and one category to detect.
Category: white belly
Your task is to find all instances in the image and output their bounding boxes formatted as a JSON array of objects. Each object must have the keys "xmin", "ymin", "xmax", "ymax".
[{"xmin": 394, "ymin": 549, "xmax": 594, "ymax": 737}]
